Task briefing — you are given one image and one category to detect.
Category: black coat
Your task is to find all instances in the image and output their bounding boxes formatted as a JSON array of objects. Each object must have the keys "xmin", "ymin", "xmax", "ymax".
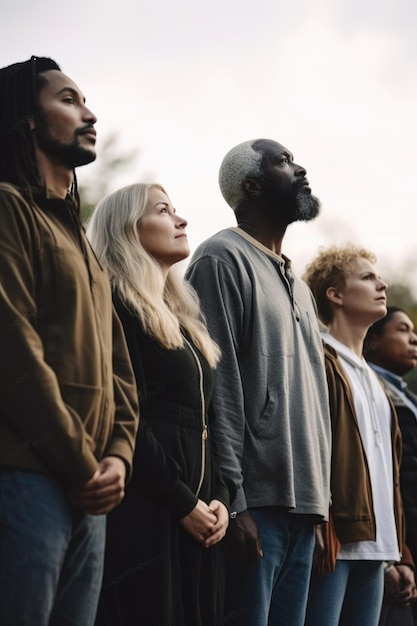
[{"xmin": 95, "ymin": 293, "xmax": 232, "ymax": 626}]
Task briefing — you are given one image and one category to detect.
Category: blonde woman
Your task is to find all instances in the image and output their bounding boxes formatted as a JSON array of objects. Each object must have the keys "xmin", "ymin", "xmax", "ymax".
[
  {"xmin": 87, "ymin": 183, "xmax": 232, "ymax": 626},
  {"xmin": 303, "ymin": 244, "xmax": 403, "ymax": 626}
]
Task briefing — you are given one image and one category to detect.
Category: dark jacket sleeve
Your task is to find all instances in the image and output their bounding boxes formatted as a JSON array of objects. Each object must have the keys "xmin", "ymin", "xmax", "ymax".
[
  {"xmin": 400, "ymin": 543, "xmax": 415, "ymax": 569},
  {"xmin": 112, "ymin": 293, "xmax": 198, "ymax": 519},
  {"xmin": 395, "ymin": 398, "xmax": 417, "ymax": 557}
]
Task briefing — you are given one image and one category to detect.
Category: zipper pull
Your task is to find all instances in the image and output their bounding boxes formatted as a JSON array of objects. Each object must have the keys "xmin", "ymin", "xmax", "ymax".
[{"xmin": 202, "ymin": 425, "xmax": 208, "ymax": 440}]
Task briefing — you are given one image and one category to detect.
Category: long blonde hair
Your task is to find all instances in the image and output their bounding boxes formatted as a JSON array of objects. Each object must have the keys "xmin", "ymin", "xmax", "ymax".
[{"xmin": 86, "ymin": 183, "xmax": 220, "ymax": 367}]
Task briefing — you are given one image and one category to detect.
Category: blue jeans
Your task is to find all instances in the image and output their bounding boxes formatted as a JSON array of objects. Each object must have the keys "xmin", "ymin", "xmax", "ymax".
[
  {"xmin": 0, "ymin": 469, "xmax": 106, "ymax": 626},
  {"xmin": 306, "ymin": 559, "xmax": 384, "ymax": 626},
  {"xmin": 224, "ymin": 507, "xmax": 315, "ymax": 626}
]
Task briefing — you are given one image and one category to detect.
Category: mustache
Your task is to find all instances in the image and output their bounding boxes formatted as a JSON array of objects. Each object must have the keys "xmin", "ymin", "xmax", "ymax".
[{"xmin": 75, "ymin": 123, "xmax": 95, "ymax": 136}]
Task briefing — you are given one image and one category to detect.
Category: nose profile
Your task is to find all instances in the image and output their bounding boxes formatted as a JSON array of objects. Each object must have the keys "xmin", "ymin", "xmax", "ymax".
[
  {"xmin": 176, "ymin": 214, "xmax": 188, "ymax": 228},
  {"xmin": 294, "ymin": 161, "xmax": 307, "ymax": 177},
  {"xmin": 83, "ymin": 105, "xmax": 97, "ymax": 124}
]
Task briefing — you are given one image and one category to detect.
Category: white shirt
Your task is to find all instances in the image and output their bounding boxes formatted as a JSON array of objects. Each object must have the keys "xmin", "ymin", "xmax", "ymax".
[{"xmin": 323, "ymin": 334, "xmax": 400, "ymax": 561}]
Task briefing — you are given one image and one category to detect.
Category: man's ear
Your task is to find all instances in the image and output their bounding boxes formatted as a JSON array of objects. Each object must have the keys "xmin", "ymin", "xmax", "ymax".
[
  {"xmin": 242, "ymin": 177, "xmax": 261, "ymax": 197},
  {"xmin": 28, "ymin": 115, "xmax": 35, "ymax": 131},
  {"xmin": 326, "ymin": 286, "xmax": 343, "ymax": 306}
]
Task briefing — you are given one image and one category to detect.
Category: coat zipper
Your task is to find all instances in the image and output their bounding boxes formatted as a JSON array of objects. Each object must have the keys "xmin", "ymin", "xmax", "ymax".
[{"xmin": 183, "ymin": 336, "xmax": 207, "ymax": 497}]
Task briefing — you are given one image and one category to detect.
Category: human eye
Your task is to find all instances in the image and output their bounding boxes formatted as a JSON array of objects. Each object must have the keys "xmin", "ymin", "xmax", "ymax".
[{"xmin": 63, "ymin": 96, "xmax": 75, "ymax": 105}]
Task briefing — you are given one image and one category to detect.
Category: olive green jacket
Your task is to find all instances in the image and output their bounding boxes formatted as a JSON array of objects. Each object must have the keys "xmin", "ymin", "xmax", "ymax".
[{"xmin": 0, "ymin": 183, "xmax": 139, "ymax": 488}]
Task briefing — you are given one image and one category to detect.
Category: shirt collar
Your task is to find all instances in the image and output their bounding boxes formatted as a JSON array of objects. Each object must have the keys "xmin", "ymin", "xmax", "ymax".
[{"xmin": 368, "ymin": 363, "xmax": 407, "ymax": 391}]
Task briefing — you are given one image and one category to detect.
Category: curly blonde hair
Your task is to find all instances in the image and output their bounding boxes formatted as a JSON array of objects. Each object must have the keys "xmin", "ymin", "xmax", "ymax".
[{"xmin": 303, "ymin": 243, "xmax": 377, "ymax": 325}]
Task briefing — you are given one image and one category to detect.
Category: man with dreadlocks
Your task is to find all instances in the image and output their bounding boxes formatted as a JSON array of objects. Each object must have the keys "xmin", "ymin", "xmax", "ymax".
[{"xmin": 0, "ymin": 56, "xmax": 139, "ymax": 626}]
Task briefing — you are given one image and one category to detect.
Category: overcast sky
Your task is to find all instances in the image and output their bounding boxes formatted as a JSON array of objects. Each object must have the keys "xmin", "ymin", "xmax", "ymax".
[{"xmin": 3, "ymin": 0, "xmax": 417, "ymax": 285}]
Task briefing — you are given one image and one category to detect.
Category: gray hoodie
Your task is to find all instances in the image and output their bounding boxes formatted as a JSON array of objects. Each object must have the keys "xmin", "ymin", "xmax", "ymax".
[{"xmin": 186, "ymin": 228, "xmax": 331, "ymax": 518}]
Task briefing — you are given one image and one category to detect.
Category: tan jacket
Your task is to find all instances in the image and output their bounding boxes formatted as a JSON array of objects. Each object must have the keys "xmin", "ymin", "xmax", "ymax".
[
  {"xmin": 0, "ymin": 183, "xmax": 139, "ymax": 488},
  {"xmin": 324, "ymin": 343, "xmax": 404, "ymax": 548}
]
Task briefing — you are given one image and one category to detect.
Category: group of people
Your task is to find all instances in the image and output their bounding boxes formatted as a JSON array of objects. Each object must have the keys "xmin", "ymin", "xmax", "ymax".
[{"xmin": 0, "ymin": 55, "xmax": 416, "ymax": 626}]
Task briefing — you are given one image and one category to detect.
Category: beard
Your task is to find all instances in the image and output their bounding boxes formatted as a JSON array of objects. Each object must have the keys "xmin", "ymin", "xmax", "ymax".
[
  {"xmin": 33, "ymin": 110, "xmax": 96, "ymax": 169},
  {"xmin": 291, "ymin": 186, "xmax": 321, "ymax": 222},
  {"xmin": 285, "ymin": 187, "xmax": 320, "ymax": 225},
  {"xmin": 262, "ymin": 179, "xmax": 321, "ymax": 226}
]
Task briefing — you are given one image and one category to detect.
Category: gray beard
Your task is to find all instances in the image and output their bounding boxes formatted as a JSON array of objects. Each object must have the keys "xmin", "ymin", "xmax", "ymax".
[{"xmin": 292, "ymin": 187, "xmax": 321, "ymax": 222}]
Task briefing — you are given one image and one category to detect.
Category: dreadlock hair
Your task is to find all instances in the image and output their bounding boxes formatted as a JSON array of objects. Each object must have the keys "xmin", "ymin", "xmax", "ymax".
[{"xmin": 0, "ymin": 56, "xmax": 80, "ymax": 207}]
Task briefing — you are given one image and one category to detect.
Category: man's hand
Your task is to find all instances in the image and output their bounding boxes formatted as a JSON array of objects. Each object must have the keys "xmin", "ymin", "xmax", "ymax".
[
  {"xmin": 223, "ymin": 509, "xmax": 263, "ymax": 566},
  {"xmin": 312, "ymin": 523, "xmax": 325, "ymax": 568},
  {"xmin": 70, "ymin": 456, "xmax": 126, "ymax": 515},
  {"xmin": 180, "ymin": 499, "xmax": 217, "ymax": 544},
  {"xmin": 384, "ymin": 565, "xmax": 417, "ymax": 607}
]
